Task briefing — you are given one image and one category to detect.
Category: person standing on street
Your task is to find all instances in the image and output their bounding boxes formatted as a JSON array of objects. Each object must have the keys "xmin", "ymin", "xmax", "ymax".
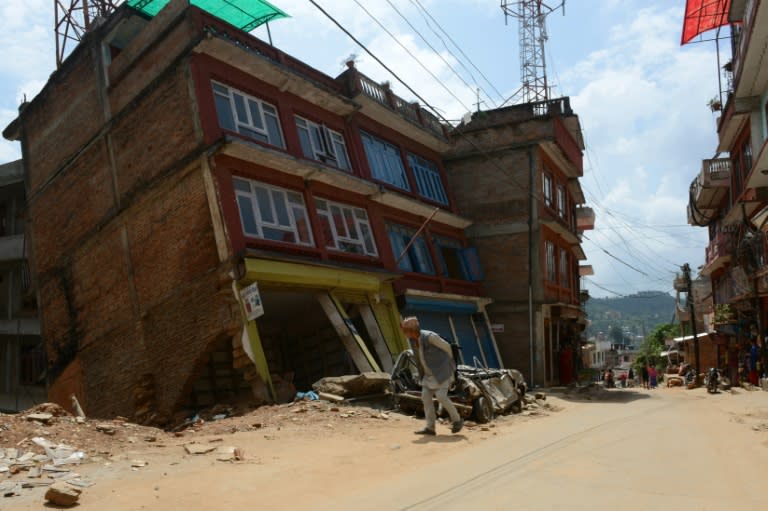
[
  {"xmin": 749, "ymin": 339, "xmax": 760, "ymax": 386},
  {"xmin": 401, "ymin": 316, "xmax": 464, "ymax": 436}
]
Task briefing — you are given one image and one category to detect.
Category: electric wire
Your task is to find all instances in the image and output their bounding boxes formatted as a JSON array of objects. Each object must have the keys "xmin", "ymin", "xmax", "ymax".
[
  {"xmin": 308, "ymin": 0, "xmax": 699, "ymax": 297},
  {"xmin": 308, "ymin": 0, "xmax": 550, "ymax": 209},
  {"xmin": 351, "ymin": 0, "xmax": 475, "ymax": 114},
  {"xmin": 384, "ymin": 0, "xmax": 498, "ymax": 110},
  {"xmin": 408, "ymin": 0, "xmax": 506, "ymax": 104}
]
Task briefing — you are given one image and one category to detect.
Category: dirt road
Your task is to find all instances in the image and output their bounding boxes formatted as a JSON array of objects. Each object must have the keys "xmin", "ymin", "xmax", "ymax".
[{"xmin": 3, "ymin": 386, "xmax": 768, "ymax": 510}]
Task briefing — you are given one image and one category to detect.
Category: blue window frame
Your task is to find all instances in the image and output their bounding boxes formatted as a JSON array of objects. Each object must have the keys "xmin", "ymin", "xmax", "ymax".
[
  {"xmin": 386, "ymin": 223, "xmax": 434, "ymax": 275},
  {"xmin": 433, "ymin": 236, "xmax": 484, "ymax": 281},
  {"xmin": 360, "ymin": 132, "xmax": 410, "ymax": 190},
  {"xmin": 408, "ymin": 153, "xmax": 448, "ymax": 205}
]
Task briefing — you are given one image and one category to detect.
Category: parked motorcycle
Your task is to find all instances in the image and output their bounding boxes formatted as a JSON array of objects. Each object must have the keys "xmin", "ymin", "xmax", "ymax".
[{"xmin": 706, "ymin": 367, "xmax": 720, "ymax": 393}]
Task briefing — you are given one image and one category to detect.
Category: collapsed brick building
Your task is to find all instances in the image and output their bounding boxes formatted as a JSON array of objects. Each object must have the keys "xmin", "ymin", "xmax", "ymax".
[{"xmin": 2, "ymin": 0, "xmax": 512, "ymax": 421}]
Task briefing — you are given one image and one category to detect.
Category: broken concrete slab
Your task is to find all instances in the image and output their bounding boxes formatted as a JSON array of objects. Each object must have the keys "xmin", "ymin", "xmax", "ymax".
[
  {"xmin": 25, "ymin": 413, "xmax": 54, "ymax": 424},
  {"xmin": 312, "ymin": 372, "xmax": 391, "ymax": 398},
  {"xmin": 184, "ymin": 443, "xmax": 217, "ymax": 455},
  {"xmin": 44, "ymin": 482, "xmax": 82, "ymax": 507}
]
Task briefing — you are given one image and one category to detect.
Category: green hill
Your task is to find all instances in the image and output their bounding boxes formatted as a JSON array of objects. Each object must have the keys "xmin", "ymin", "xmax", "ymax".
[{"xmin": 585, "ymin": 291, "xmax": 676, "ymax": 340}]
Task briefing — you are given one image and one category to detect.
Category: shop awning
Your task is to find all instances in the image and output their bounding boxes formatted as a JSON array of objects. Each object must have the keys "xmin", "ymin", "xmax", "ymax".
[
  {"xmin": 127, "ymin": 0, "xmax": 289, "ymax": 31},
  {"xmin": 681, "ymin": 0, "xmax": 731, "ymax": 45}
]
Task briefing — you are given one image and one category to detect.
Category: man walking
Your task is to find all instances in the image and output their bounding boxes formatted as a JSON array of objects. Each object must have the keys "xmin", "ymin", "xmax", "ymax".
[{"xmin": 401, "ymin": 316, "xmax": 464, "ymax": 435}]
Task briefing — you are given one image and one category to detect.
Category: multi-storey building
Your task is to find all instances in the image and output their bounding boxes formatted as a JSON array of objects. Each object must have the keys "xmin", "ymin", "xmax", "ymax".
[
  {"xmin": 0, "ymin": 159, "xmax": 44, "ymax": 411},
  {"xmin": 2, "ymin": 0, "xmax": 502, "ymax": 420},
  {"xmin": 685, "ymin": 0, "xmax": 768, "ymax": 380},
  {"xmin": 444, "ymin": 99, "xmax": 594, "ymax": 386}
]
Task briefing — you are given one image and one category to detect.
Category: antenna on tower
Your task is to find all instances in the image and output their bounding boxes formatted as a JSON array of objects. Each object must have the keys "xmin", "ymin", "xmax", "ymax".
[
  {"xmin": 500, "ymin": 0, "xmax": 565, "ymax": 106},
  {"xmin": 54, "ymin": 0, "xmax": 121, "ymax": 68}
]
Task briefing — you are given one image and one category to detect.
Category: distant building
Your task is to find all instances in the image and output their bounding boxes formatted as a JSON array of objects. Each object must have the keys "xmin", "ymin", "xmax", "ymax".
[{"xmin": 444, "ymin": 100, "xmax": 594, "ymax": 386}]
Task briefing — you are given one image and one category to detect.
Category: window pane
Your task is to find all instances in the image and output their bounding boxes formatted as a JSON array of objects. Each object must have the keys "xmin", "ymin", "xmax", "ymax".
[
  {"xmin": 212, "ymin": 83, "xmax": 228, "ymax": 95},
  {"xmin": 238, "ymin": 126, "xmax": 267, "ymax": 143},
  {"xmin": 294, "ymin": 207, "xmax": 312, "ymax": 245},
  {"xmin": 233, "ymin": 94, "xmax": 248, "ymax": 124},
  {"xmin": 233, "ymin": 178, "xmax": 250, "ymax": 192},
  {"xmin": 247, "ymin": 99, "xmax": 264, "ymax": 130},
  {"xmin": 343, "ymin": 209, "xmax": 357, "ymax": 240},
  {"xmin": 237, "ymin": 195, "xmax": 259, "ymax": 236},
  {"xmin": 318, "ymin": 213, "xmax": 335, "ymax": 249},
  {"xmin": 360, "ymin": 223, "xmax": 376, "ymax": 255},
  {"xmin": 331, "ymin": 205, "xmax": 346, "ymax": 238},
  {"xmin": 271, "ymin": 190, "xmax": 290, "ymax": 226},
  {"xmin": 262, "ymin": 226, "xmax": 294, "ymax": 243},
  {"xmin": 254, "ymin": 187, "xmax": 273, "ymax": 223},
  {"xmin": 265, "ymin": 115, "xmax": 284, "ymax": 148},
  {"xmin": 296, "ymin": 124, "xmax": 313, "ymax": 158},
  {"xmin": 214, "ymin": 95, "xmax": 236, "ymax": 132}
]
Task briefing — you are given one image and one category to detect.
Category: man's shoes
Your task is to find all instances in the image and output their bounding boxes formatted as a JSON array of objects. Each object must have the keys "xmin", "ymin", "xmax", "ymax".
[
  {"xmin": 414, "ymin": 427, "xmax": 436, "ymax": 436},
  {"xmin": 451, "ymin": 419, "xmax": 464, "ymax": 434}
]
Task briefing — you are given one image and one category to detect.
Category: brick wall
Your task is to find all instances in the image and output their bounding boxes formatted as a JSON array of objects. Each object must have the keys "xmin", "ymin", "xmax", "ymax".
[{"xmin": 20, "ymin": 14, "xmax": 241, "ymax": 420}]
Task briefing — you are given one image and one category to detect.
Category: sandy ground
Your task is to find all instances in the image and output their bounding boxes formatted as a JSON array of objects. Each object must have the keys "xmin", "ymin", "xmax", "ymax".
[{"xmin": 2, "ymin": 384, "xmax": 768, "ymax": 510}]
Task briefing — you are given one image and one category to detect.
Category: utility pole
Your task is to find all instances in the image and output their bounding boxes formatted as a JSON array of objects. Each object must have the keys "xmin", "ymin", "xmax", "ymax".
[{"xmin": 682, "ymin": 263, "xmax": 700, "ymax": 373}]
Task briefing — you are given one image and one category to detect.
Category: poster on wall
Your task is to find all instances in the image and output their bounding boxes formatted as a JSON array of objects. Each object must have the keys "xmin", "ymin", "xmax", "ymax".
[{"xmin": 240, "ymin": 281, "xmax": 264, "ymax": 321}]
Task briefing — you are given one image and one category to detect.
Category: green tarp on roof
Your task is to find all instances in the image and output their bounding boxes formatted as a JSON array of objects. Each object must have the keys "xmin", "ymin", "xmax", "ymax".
[{"xmin": 127, "ymin": 0, "xmax": 289, "ymax": 31}]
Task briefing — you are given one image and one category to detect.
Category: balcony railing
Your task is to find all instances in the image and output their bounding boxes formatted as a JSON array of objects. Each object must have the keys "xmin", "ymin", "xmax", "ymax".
[
  {"xmin": 691, "ymin": 158, "xmax": 731, "ymax": 212},
  {"xmin": 705, "ymin": 231, "xmax": 733, "ymax": 267},
  {"xmin": 350, "ymin": 72, "xmax": 448, "ymax": 139}
]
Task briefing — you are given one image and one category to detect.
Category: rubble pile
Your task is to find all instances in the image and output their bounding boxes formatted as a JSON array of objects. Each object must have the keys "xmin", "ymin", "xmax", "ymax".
[{"xmin": 0, "ymin": 403, "xmax": 167, "ymax": 505}]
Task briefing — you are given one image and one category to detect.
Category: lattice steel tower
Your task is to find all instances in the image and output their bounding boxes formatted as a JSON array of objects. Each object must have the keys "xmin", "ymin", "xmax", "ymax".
[
  {"xmin": 500, "ymin": 1, "xmax": 564, "ymax": 104},
  {"xmin": 55, "ymin": 0, "xmax": 122, "ymax": 67}
]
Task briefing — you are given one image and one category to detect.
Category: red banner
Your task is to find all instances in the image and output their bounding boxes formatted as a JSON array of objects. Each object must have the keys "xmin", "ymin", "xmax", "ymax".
[{"xmin": 681, "ymin": 0, "xmax": 731, "ymax": 45}]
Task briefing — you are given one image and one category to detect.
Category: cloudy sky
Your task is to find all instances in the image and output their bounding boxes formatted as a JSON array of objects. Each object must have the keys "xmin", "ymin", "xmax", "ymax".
[{"xmin": 0, "ymin": 0, "xmax": 723, "ymax": 297}]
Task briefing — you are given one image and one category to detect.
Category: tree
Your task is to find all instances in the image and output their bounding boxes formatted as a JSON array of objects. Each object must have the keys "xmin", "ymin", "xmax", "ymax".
[
  {"xmin": 610, "ymin": 325, "xmax": 625, "ymax": 345},
  {"xmin": 635, "ymin": 323, "xmax": 678, "ymax": 370}
]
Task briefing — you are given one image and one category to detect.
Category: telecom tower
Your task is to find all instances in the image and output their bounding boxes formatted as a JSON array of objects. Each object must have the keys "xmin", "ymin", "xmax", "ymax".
[
  {"xmin": 54, "ymin": 0, "xmax": 121, "ymax": 67},
  {"xmin": 500, "ymin": 0, "xmax": 564, "ymax": 105}
]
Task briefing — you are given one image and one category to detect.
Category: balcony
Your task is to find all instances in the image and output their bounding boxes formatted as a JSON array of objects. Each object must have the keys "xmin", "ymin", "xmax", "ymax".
[
  {"xmin": 701, "ymin": 231, "xmax": 733, "ymax": 276},
  {"xmin": 576, "ymin": 206, "xmax": 595, "ymax": 231},
  {"xmin": 731, "ymin": 0, "xmax": 768, "ymax": 99},
  {"xmin": 338, "ymin": 66, "xmax": 450, "ymax": 152},
  {"xmin": 745, "ymin": 139, "xmax": 768, "ymax": 189},
  {"xmin": 691, "ymin": 158, "xmax": 730, "ymax": 214}
]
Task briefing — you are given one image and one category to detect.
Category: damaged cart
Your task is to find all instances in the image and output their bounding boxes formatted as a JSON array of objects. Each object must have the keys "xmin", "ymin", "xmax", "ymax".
[{"xmin": 390, "ymin": 349, "xmax": 527, "ymax": 424}]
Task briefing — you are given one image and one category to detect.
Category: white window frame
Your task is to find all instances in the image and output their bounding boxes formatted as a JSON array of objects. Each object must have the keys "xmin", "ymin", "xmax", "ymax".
[
  {"xmin": 545, "ymin": 241, "xmax": 556, "ymax": 282},
  {"xmin": 556, "ymin": 184, "xmax": 566, "ymax": 218},
  {"xmin": 315, "ymin": 199, "xmax": 377, "ymax": 256},
  {"xmin": 543, "ymin": 172, "xmax": 553, "ymax": 208},
  {"xmin": 295, "ymin": 116, "xmax": 351, "ymax": 170},
  {"xmin": 212, "ymin": 81, "xmax": 284, "ymax": 148},
  {"xmin": 233, "ymin": 177, "xmax": 313, "ymax": 246}
]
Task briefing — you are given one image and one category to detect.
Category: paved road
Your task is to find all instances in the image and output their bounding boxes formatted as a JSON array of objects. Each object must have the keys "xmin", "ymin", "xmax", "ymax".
[{"xmin": 337, "ymin": 387, "xmax": 768, "ymax": 511}]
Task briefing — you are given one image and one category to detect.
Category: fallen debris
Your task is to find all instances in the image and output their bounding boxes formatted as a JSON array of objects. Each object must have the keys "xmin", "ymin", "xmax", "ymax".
[
  {"xmin": 184, "ymin": 443, "xmax": 217, "ymax": 455},
  {"xmin": 312, "ymin": 372, "xmax": 391, "ymax": 398},
  {"xmin": 44, "ymin": 482, "xmax": 82, "ymax": 507}
]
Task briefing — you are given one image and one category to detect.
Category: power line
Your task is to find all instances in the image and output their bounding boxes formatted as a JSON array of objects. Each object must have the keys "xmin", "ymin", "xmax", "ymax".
[
  {"xmin": 351, "ymin": 0, "xmax": 474, "ymax": 113},
  {"xmin": 408, "ymin": 0, "xmax": 506, "ymax": 104},
  {"xmin": 582, "ymin": 233, "xmax": 649, "ymax": 277},
  {"xmin": 308, "ymin": 0, "xmax": 547, "ymax": 209},
  {"xmin": 384, "ymin": 0, "xmax": 498, "ymax": 110}
]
